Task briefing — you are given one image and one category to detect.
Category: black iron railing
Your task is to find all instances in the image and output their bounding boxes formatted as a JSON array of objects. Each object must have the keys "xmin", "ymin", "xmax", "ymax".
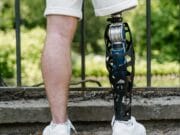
[
  {"xmin": 146, "ymin": 0, "xmax": 151, "ymax": 87},
  {"xmin": 15, "ymin": 0, "xmax": 22, "ymax": 86},
  {"xmin": 80, "ymin": 1, "xmax": 86, "ymax": 87}
]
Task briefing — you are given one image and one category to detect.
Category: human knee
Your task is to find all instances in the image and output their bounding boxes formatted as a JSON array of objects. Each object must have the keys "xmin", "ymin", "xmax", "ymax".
[{"xmin": 46, "ymin": 15, "xmax": 78, "ymax": 40}]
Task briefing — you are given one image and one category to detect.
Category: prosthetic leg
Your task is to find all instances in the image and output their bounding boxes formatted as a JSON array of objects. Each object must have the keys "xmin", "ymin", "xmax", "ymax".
[{"xmin": 105, "ymin": 13, "xmax": 135, "ymax": 121}]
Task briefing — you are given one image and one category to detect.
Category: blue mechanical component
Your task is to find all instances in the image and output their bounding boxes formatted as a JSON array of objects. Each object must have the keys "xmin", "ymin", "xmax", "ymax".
[
  {"xmin": 111, "ymin": 43, "xmax": 126, "ymax": 84},
  {"xmin": 105, "ymin": 14, "xmax": 135, "ymax": 121}
]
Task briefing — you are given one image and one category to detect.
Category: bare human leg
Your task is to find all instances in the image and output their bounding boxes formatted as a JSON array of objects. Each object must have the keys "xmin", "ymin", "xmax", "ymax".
[{"xmin": 41, "ymin": 15, "xmax": 78, "ymax": 124}]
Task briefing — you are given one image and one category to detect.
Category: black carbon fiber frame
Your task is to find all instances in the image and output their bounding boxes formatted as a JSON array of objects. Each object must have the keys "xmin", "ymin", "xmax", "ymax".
[{"xmin": 105, "ymin": 15, "xmax": 135, "ymax": 121}]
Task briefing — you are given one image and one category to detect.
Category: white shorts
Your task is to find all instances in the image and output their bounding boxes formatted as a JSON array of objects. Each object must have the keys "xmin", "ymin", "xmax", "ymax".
[{"xmin": 44, "ymin": 0, "xmax": 138, "ymax": 19}]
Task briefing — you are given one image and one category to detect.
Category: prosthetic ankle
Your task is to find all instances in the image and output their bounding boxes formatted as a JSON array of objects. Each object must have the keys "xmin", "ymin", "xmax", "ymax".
[{"xmin": 105, "ymin": 13, "xmax": 135, "ymax": 121}]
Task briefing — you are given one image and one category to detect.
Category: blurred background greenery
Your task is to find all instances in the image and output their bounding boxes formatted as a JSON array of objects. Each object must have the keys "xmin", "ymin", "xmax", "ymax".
[{"xmin": 0, "ymin": 0, "xmax": 179, "ymax": 87}]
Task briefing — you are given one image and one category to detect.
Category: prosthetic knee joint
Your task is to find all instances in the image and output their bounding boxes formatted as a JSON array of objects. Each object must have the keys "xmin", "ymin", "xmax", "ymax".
[{"xmin": 105, "ymin": 13, "xmax": 135, "ymax": 121}]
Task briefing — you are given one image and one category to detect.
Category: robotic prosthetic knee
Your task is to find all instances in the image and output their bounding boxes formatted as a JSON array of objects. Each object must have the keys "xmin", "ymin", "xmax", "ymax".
[{"xmin": 105, "ymin": 13, "xmax": 135, "ymax": 121}]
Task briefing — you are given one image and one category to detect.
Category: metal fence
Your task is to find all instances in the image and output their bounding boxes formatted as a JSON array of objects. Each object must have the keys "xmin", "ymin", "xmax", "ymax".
[{"xmin": 0, "ymin": 0, "xmax": 178, "ymax": 90}]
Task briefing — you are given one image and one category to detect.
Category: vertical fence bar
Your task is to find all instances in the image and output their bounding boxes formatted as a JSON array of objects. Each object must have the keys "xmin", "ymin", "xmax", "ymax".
[
  {"xmin": 15, "ymin": 0, "xmax": 22, "ymax": 86},
  {"xmin": 80, "ymin": 1, "xmax": 85, "ymax": 87},
  {"xmin": 146, "ymin": 0, "xmax": 151, "ymax": 87}
]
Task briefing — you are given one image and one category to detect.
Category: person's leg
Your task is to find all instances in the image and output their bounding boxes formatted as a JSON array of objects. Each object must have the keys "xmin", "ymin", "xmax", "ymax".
[
  {"xmin": 41, "ymin": 15, "xmax": 78, "ymax": 124},
  {"xmin": 42, "ymin": 0, "xmax": 83, "ymax": 134},
  {"xmin": 92, "ymin": 0, "xmax": 146, "ymax": 135}
]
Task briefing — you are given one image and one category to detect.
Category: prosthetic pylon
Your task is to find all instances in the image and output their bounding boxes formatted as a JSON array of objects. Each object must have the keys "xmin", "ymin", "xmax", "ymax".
[{"xmin": 105, "ymin": 13, "xmax": 135, "ymax": 121}]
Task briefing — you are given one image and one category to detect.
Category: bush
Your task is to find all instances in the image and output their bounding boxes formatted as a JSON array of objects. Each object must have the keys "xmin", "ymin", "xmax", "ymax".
[
  {"xmin": 130, "ymin": 0, "xmax": 180, "ymax": 62},
  {"xmin": 0, "ymin": 27, "xmax": 45, "ymax": 85},
  {"xmin": 0, "ymin": 30, "xmax": 16, "ymax": 78}
]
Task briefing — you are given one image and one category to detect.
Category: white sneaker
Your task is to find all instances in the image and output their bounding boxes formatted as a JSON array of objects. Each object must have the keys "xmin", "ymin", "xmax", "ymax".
[
  {"xmin": 43, "ymin": 119, "xmax": 77, "ymax": 135},
  {"xmin": 111, "ymin": 116, "xmax": 146, "ymax": 135}
]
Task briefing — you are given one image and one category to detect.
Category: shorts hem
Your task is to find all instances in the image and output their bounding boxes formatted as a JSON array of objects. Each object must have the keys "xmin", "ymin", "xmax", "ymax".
[
  {"xmin": 44, "ymin": 7, "xmax": 82, "ymax": 19},
  {"xmin": 94, "ymin": 0, "xmax": 138, "ymax": 16}
]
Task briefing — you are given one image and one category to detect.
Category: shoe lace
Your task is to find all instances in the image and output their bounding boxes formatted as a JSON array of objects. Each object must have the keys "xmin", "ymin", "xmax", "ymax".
[
  {"xmin": 111, "ymin": 115, "xmax": 115, "ymax": 126},
  {"xmin": 67, "ymin": 119, "xmax": 78, "ymax": 134}
]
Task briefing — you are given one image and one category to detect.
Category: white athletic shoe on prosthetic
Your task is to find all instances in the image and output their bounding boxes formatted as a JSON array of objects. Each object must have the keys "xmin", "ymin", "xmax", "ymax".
[
  {"xmin": 111, "ymin": 116, "xmax": 146, "ymax": 135},
  {"xmin": 43, "ymin": 119, "xmax": 77, "ymax": 135}
]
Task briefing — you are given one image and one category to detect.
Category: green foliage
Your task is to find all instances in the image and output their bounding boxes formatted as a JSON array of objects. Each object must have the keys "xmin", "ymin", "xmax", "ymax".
[
  {"xmin": 151, "ymin": 0, "xmax": 180, "ymax": 62},
  {"xmin": 20, "ymin": 0, "xmax": 46, "ymax": 28},
  {"xmin": 73, "ymin": 0, "xmax": 106, "ymax": 55},
  {"xmin": 0, "ymin": 0, "xmax": 14, "ymax": 30},
  {"xmin": 0, "ymin": 27, "xmax": 45, "ymax": 85},
  {"xmin": 0, "ymin": 0, "xmax": 45, "ymax": 30},
  {"xmin": 72, "ymin": 54, "xmax": 179, "ymax": 77},
  {"xmin": 72, "ymin": 53, "xmax": 108, "ymax": 77},
  {"xmin": 135, "ymin": 59, "xmax": 179, "ymax": 76},
  {"xmin": 130, "ymin": 0, "xmax": 180, "ymax": 62},
  {"xmin": 20, "ymin": 27, "xmax": 45, "ymax": 85},
  {"xmin": 0, "ymin": 30, "xmax": 16, "ymax": 78}
]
